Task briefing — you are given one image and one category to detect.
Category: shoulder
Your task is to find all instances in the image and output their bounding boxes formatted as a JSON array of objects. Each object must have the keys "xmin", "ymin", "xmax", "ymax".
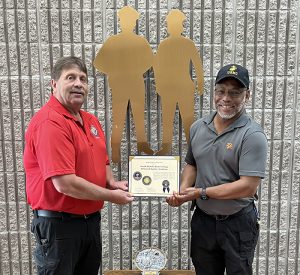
[
  {"xmin": 191, "ymin": 117, "xmax": 205, "ymax": 129},
  {"xmin": 103, "ymin": 36, "xmax": 116, "ymax": 44},
  {"xmin": 182, "ymin": 37, "xmax": 198, "ymax": 50},
  {"xmin": 244, "ymin": 117, "xmax": 266, "ymax": 137},
  {"xmin": 185, "ymin": 37, "xmax": 196, "ymax": 45},
  {"xmin": 26, "ymin": 106, "xmax": 69, "ymax": 142},
  {"xmin": 127, "ymin": 33, "xmax": 149, "ymax": 43},
  {"xmin": 81, "ymin": 111, "xmax": 104, "ymax": 129},
  {"xmin": 27, "ymin": 104, "xmax": 52, "ymax": 127},
  {"xmin": 240, "ymin": 117, "xmax": 267, "ymax": 149},
  {"xmin": 81, "ymin": 110, "xmax": 98, "ymax": 122},
  {"xmin": 98, "ymin": 36, "xmax": 118, "ymax": 51},
  {"xmin": 189, "ymin": 117, "xmax": 207, "ymax": 137},
  {"xmin": 29, "ymin": 104, "xmax": 71, "ymax": 131},
  {"xmin": 191, "ymin": 112, "xmax": 214, "ymax": 130}
]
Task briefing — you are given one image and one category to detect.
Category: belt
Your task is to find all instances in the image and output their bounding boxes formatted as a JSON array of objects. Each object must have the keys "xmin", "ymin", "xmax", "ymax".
[
  {"xmin": 196, "ymin": 203, "xmax": 254, "ymax": 221},
  {"xmin": 33, "ymin": 210, "xmax": 99, "ymax": 220}
]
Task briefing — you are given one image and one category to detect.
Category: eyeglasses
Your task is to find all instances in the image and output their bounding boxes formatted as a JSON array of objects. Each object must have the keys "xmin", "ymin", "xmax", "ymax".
[{"xmin": 214, "ymin": 88, "xmax": 247, "ymax": 98}]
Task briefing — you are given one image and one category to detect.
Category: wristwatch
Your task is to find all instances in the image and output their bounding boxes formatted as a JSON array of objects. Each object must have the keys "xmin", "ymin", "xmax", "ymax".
[{"xmin": 200, "ymin": 187, "xmax": 209, "ymax": 200}]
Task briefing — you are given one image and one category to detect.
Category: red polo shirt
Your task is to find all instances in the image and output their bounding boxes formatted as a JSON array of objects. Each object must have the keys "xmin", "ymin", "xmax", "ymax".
[{"xmin": 24, "ymin": 96, "xmax": 109, "ymax": 214}]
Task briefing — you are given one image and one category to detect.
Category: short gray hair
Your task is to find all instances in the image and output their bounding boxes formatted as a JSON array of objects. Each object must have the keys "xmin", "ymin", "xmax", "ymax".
[{"xmin": 51, "ymin": 56, "xmax": 87, "ymax": 80}]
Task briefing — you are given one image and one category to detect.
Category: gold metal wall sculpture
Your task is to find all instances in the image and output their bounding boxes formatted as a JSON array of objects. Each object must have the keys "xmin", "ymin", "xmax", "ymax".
[
  {"xmin": 94, "ymin": 6, "xmax": 154, "ymax": 163},
  {"xmin": 94, "ymin": 7, "xmax": 204, "ymax": 162},
  {"xmin": 154, "ymin": 9, "xmax": 204, "ymax": 155}
]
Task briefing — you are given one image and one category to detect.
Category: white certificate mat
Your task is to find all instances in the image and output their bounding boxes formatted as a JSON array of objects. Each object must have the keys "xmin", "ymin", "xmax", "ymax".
[{"xmin": 129, "ymin": 155, "xmax": 180, "ymax": 197}]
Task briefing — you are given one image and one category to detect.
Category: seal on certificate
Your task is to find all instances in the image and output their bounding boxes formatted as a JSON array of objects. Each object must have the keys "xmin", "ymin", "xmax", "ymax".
[
  {"xmin": 133, "ymin": 171, "xmax": 142, "ymax": 181},
  {"xmin": 162, "ymin": 180, "xmax": 170, "ymax": 193},
  {"xmin": 142, "ymin": 176, "xmax": 152, "ymax": 185}
]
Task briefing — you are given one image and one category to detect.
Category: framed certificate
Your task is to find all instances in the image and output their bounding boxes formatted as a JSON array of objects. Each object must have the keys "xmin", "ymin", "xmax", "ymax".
[{"xmin": 129, "ymin": 155, "xmax": 180, "ymax": 197}]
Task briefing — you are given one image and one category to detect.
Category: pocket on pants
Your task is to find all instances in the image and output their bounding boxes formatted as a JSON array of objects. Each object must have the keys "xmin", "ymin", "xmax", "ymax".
[
  {"xmin": 34, "ymin": 243, "xmax": 60, "ymax": 271},
  {"xmin": 31, "ymin": 219, "xmax": 61, "ymax": 272},
  {"xmin": 239, "ymin": 229, "xmax": 258, "ymax": 265}
]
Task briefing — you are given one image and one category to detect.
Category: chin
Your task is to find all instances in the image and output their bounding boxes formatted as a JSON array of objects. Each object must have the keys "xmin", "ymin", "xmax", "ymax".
[
  {"xmin": 217, "ymin": 112, "xmax": 237, "ymax": 120},
  {"xmin": 216, "ymin": 107, "xmax": 238, "ymax": 120},
  {"xmin": 71, "ymin": 98, "xmax": 85, "ymax": 104},
  {"xmin": 216, "ymin": 102, "xmax": 245, "ymax": 120}
]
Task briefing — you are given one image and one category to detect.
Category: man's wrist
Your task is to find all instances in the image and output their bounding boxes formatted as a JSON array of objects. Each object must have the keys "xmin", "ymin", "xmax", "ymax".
[
  {"xmin": 107, "ymin": 180, "xmax": 116, "ymax": 189},
  {"xmin": 197, "ymin": 188, "xmax": 201, "ymax": 199},
  {"xmin": 199, "ymin": 187, "xmax": 209, "ymax": 200}
]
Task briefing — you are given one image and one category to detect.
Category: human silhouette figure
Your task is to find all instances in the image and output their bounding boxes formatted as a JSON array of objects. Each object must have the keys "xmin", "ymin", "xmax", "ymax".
[
  {"xmin": 94, "ymin": 6, "xmax": 154, "ymax": 163},
  {"xmin": 154, "ymin": 9, "xmax": 204, "ymax": 155}
]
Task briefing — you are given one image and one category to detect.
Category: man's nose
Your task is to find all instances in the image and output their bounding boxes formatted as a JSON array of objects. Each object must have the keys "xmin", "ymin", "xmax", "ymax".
[
  {"xmin": 222, "ymin": 93, "xmax": 231, "ymax": 100},
  {"xmin": 74, "ymin": 77, "xmax": 83, "ymax": 87}
]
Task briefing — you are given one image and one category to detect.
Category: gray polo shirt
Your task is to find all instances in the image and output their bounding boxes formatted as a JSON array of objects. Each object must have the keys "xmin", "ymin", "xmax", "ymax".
[{"xmin": 185, "ymin": 111, "xmax": 267, "ymax": 215}]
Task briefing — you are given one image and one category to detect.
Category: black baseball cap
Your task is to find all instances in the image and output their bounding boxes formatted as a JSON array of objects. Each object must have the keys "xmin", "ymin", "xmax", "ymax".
[{"xmin": 215, "ymin": 64, "xmax": 250, "ymax": 89}]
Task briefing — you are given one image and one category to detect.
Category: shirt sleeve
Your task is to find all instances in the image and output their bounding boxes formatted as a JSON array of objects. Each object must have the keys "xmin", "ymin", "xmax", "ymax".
[
  {"xmin": 95, "ymin": 119, "xmax": 110, "ymax": 165},
  {"xmin": 34, "ymin": 119, "xmax": 75, "ymax": 180},
  {"xmin": 185, "ymin": 123, "xmax": 197, "ymax": 166},
  {"xmin": 185, "ymin": 143, "xmax": 196, "ymax": 166},
  {"xmin": 239, "ymin": 131, "xmax": 268, "ymax": 178}
]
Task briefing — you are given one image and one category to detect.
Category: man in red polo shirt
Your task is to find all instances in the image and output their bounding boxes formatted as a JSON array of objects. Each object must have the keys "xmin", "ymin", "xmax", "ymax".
[{"xmin": 23, "ymin": 56, "xmax": 134, "ymax": 275}]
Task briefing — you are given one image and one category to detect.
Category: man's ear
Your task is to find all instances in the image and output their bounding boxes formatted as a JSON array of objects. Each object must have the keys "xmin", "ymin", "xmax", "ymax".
[
  {"xmin": 245, "ymin": 89, "xmax": 250, "ymax": 102},
  {"xmin": 51, "ymin": 79, "xmax": 57, "ymax": 92}
]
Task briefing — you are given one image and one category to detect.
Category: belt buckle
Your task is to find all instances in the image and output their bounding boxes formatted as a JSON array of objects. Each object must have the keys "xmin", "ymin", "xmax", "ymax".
[{"xmin": 215, "ymin": 215, "xmax": 229, "ymax": 221}]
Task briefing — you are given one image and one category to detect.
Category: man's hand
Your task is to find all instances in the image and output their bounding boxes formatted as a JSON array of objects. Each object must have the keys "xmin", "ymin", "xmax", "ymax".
[
  {"xmin": 177, "ymin": 187, "xmax": 201, "ymax": 201},
  {"xmin": 109, "ymin": 189, "xmax": 134, "ymax": 205},
  {"xmin": 108, "ymin": 180, "xmax": 128, "ymax": 191},
  {"xmin": 166, "ymin": 187, "xmax": 200, "ymax": 207},
  {"xmin": 166, "ymin": 192, "xmax": 184, "ymax": 207}
]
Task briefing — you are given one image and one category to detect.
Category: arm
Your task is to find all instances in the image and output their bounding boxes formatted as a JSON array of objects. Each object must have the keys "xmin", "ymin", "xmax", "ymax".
[
  {"xmin": 153, "ymin": 53, "xmax": 161, "ymax": 93},
  {"xmin": 141, "ymin": 38, "xmax": 154, "ymax": 72},
  {"xmin": 190, "ymin": 43, "xmax": 204, "ymax": 95},
  {"xmin": 52, "ymin": 174, "xmax": 133, "ymax": 205},
  {"xmin": 205, "ymin": 176, "xmax": 260, "ymax": 199},
  {"xmin": 180, "ymin": 164, "xmax": 197, "ymax": 191},
  {"xmin": 173, "ymin": 175, "xmax": 260, "ymax": 205}
]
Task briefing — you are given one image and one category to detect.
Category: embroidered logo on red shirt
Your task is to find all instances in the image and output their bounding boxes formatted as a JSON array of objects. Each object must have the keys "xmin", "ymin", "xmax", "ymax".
[{"xmin": 90, "ymin": 125, "xmax": 99, "ymax": 137}]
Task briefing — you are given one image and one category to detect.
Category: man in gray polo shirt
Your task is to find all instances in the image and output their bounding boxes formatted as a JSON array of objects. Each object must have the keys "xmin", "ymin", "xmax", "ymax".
[{"xmin": 167, "ymin": 64, "xmax": 267, "ymax": 275}]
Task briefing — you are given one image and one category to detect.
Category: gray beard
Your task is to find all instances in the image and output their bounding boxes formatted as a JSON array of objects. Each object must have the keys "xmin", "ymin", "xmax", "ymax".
[{"xmin": 216, "ymin": 97, "xmax": 246, "ymax": 120}]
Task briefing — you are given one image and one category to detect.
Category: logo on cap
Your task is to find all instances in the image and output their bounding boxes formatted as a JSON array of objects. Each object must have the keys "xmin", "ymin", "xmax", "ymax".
[
  {"xmin": 215, "ymin": 64, "xmax": 250, "ymax": 89},
  {"xmin": 227, "ymin": 65, "xmax": 238, "ymax": 76}
]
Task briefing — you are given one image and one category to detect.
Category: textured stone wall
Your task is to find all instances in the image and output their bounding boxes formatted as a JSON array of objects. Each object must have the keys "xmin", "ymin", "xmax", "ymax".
[{"xmin": 0, "ymin": 0, "xmax": 299, "ymax": 274}]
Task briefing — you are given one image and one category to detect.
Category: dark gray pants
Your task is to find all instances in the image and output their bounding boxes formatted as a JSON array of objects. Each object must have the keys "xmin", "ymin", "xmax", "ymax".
[
  {"xmin": 31, "ymin": 212, "xmax": 101, "ymax": 275},
  {"xmin": 191, "ymin": 204, "xmax": 259, "ymax": 275}
]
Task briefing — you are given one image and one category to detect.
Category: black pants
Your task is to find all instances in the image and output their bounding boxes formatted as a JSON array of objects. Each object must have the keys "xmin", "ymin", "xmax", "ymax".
[
  {"xmin": 191, "ymin": 205, "xmax": 259, "ymax": 275},
  {"xmin": 31, "ymin": 213, "xmax": 101, "ymax": 275}
]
